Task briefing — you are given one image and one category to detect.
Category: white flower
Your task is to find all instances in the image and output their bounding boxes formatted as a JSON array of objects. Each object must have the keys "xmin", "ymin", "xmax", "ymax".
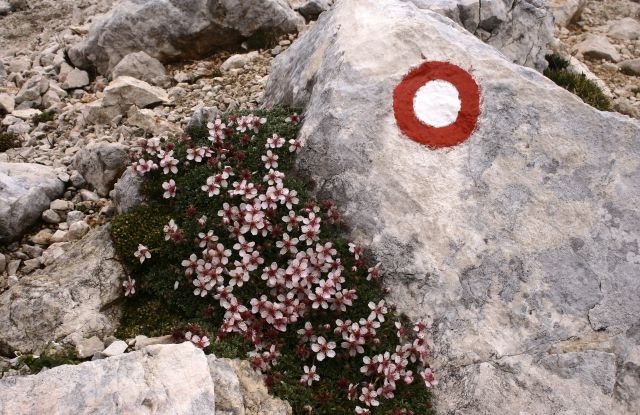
[
  {"xmin": 300, "ymin": 365, "xmax": 320, "ymax": 386},
  {"xmin": 311, "ymin": 336, "xmax": 336, "ymax": 361},
  {"xmin": 123, "ymin": 279, "xmax": 136, "ymax": 296},
  {"xmin": 134, "ymin": 244, "xmax": 151, "ymax": 263},
  {"xmin": 162, "ymin": 179, "xmax": 176, "ymax": 198},
  {"xmin": 261, "ymin": 150, "xmax": 279, "ymax": 169}
]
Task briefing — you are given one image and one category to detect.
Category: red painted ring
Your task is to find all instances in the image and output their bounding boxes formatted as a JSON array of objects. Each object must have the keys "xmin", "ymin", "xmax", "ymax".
[{"xmin": 393, "ymin": 61, "xmax": 480, "ymax": 148}]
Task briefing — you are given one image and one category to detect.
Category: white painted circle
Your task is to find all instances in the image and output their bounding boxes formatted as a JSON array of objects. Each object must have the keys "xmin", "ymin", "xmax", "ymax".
[{"xmin": 412, "ymin": 80, "xmax": 462, "ymax": 128}]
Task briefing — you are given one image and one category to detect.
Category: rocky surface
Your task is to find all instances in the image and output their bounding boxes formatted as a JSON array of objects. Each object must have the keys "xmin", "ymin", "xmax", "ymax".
[
  {"xmin": 552, "ymin": 0, "xmax": 640, "ymax": 118},
  {"xmin": 68, "ymin": 0, "xmax": 305, "ymax": 74},
  {"xmin": 264, "ymin": 0, "xmax": 640, "ymax": 413},
  {"xmin": 0, "ymin": 162, "xmax": 64, "ymax": 242},
  {"xmin": 411, "ymin": 0, "xmax": 555, "ymax": 71},
  {"xmin": 0, "ymin": 343, "xmax": 217, "ymax": 414},
  {"xmin": 0, "ymin": 225, "xmax": 124, "ymax": 355},
  {"xmin": 209, "ymin": 357, "xmax": 292, "ymax": 415},
  {"xmin": 0, "ymin": 342, "xmax": 291, "ymax": 415}
]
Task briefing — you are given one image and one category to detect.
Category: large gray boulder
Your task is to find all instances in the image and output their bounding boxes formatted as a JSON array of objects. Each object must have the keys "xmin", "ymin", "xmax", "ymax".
[
  {"xmin": 0, "ymin": 343, "xmax": 291, "ymax": 415},
  {"xmin": 0, "ymin": 343, "xmax": 216, "ymax": 414},
  {"xmin": 0, "ymin": 163, "xmax": 65, "ymax": 243},
  {"xmin": 68, "ymin": 0, "xmax": 305, "ymax": 75},
  {"xmin": 410, "ymin": 0, "xmax": 554, "ymax": 71},
  {"xmin": 0, "ymin": 225, "xmax": 124, "ymax": 355},
  {"xmin": 263, "ymin": 0, "xmax": 640, "ymax": 413},
  {"xmin": 72, "ymin": 143, "xmax": 129, "ymax": 197}
]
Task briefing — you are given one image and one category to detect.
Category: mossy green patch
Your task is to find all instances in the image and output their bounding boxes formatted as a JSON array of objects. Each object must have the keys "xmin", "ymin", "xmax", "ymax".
[
  {"xmin": 544, "ymin": 54, "xmax": 611, "ymax": 111},
  {"xmin": 0, "ymin": 131, "xmax": 20, "ymax": 152}
]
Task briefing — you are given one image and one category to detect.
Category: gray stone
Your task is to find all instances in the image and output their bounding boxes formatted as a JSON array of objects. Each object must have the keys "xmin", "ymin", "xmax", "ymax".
[
  {"xmin": 50, "ymin": 199, "xmax": 73, "ymax": 211},
  {"xmin": 82, "ymin": 99, "xmax": 123, "ymax": 125},
  {"xmin": 78, "ymin": 189, "xmax": 100, "ymax": 202},
  {"xmin": 61, "ymin": 68, "xmax": 90, "ymax": 90},
  {"xmin": 0, "ymin": 254, "xmax": 5, "ymax": 274},
  {"xmin": 21, "ymin": 245, "xmax": 43, "ymax": 259},
  {"xmin": 263, "ymin": 1, "xmax": 640, "ymax": 413},
  {"xmin": 102, "ymin": 76, "xmax": 169, "ymax": 113},
  {"xmin": 41, "ymin": 209, "xmax": 61, "ymax": 224},
  {"xmin": 68, "ymin": 0, "xmax": 305, "ymax": 75},
  {"xmin": 69, "ymin": 170, "xmax": 86, "ymax": 187},
  {"xmin": 30, "ymin": 229, "xmax": 53, "ymax": 246},
  {"xmin": 111, "ymin": 51, "xmax": 170, "ymax": 87},
  {"xmin": 7, "ymin": 57, "xmax": 30, "ymax": 74},
  {"xmin": 0, "ymin": 163, "xmax": 65, "ymax": 243},
  {"xmin": 608, "ymin": 17, "xmax": 640, "ymax": 41},
  {"xmin": 67, "ymin": 221, "xmax": 90, "ymax": 241},
  {"xmin": 297, "ymin": 0, "xmax": 332, "ymax": 19},
  {"xmin": 0, "ymin": 94, "xmax": 15, "ymax": 114},
  {"xmin": 49, "ymin": 229, "xmax": 67, "ymax": 243},
  {"xmin": 100, "ymin": 339, "xmax": 128, "ymax": 357},
  {"xmin": 126, "ymin": 106, "xmax": 181, "ymax": 135},
  {"xmin": 220, "ymin": 51, "xmax": 261, "ymax": 72},
  {"xmin": 574, "ymin": 34, "xmax": 621, "ymax": 63},
  {"xmin": 76, "ymin": 336, "xmax": 104, "ymax": 359},
  {"xmin": 72, "ymin": 143, "xmax": 129, "ymax": 197},
  {"xmin": 6, "ymin": 275, "xmax": 18, "ymax": 287},
  {"xmin": 208, "ymin": 357, "xmax": 292, "ymax": 415},
  {"xmin": 21, "ymin": 258, "xmax": 41, "ymax": 274},
  {"xmin": 133, "ymin": 335, "xmax": 173, "ymax": 350},
  {"xmin": 0, "ymin": 343, "xmax": 216, "ymax": 414},
  {"xmin": 40, "ymin": 242, "xmax": 68, "ymax": 267},
  {"xmin": 66, "ymin": 210, "xmax": 85, "ymax": 225},
  {"xmin": 409, "ymin": 0, "xmax": 554, "ymax": 71},
  {"xmin": 111, "ymin": 168, "xmax": 144, "ymax": 214},
  {"xmin": 549, "ymin": 0, "xmax": 587, "ymax": 27},
  {"xmin": 11, "ymin": 108, "xmax": 41, "ymax": 120},
  {"xmin": 0, "ymin": 225, "xmax": 124, "ymax": 354},
  {"xmin": 14, "ymin": 75, "xmax": 48, "ymax": 105},
  {"xmin": 620, "ymin": 58, "xmax": 640, "ymax": 76},
  {"xmin": 186, "ymin": 105, "xmax": 220, "ymax": 131}
]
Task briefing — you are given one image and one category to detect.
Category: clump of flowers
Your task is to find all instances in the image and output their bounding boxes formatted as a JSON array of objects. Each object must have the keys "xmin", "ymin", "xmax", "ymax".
[{"xmin": 112, "ymin": 108, "xmax": 435, "ymax": 415}]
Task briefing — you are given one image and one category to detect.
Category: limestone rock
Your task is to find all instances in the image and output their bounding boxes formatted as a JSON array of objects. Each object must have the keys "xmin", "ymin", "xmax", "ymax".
[
  {"xmin": 574, "ymin": 34, "xmax": 621, "ymax": 62},
  {"xmin": 111, "ymin": 51, "xmax": 170, "ymax": 87},
  {"xmin": 76, "ymin": 336, "xmax": 105, "ymax": 359},
  {"xmin": 0, "ymin": 343, "xmax": 216, "ymax": 413},
  {"xmin": 11, "ymin": 108, "xmax": 41, "ymax": 120},
  {"xmin": 61, "ymin": 68, "xmax": 90, "ymax": 90},
  {"xmin": 102, "ymin": 76, "xmax": 169, "ymax": 112},
  {"xmin": 0, "ymin": 225, "xmax": 124, "ymax": 354},
  {"xmin": 0, "ymin": 163, "xmax": 65, "ymax": 243},
  {"xmin": 14, "ymin": 75, "xmax": 48, "ymax": 106},
  {"xmin": 126, "ymin": 105, "xmax": 181, "ymax": 135},
  {"xmin": 221, "ymin": 51, "xmax": 261, "ymax": 72},
  {"xmin": 68, "ymin": 0, "xmax": 305, "ymax": 75},
  {"xmin": 208, "ymin": 357, "xmax": 292, "ymax": 415},
  {"xmin": 620, "ymin": 58, "xmax": 640, "ymax": 76},
  {"xmin": 67, "ymin": 221, "xmax": 90, "ymax": 241},
  {"xmin": 263, "ymin": 0, "xmax": 640, "ymax": 413},
  {"xmin": 549, "ymin": 0, "xmax": 587, "ymax": 27},
  {"xmin": 111, "ymin": 168, "xmax": 144, "ymax": 214},
  {"xmin": 0, "ymin": 94, "xmax": 15, "ymax": 114},
  {"xmin": 100, "ymin": 339, "xmax": 128, "ymax": 357},
  {"xmin": 608, "ymin": 17, "xmax": 640, "ymax": 41},
  {"xmin": 409, "ymin": 0, "xmax": 554, "ymax": 71},
  {"xmin": 72, "ymin": 143, "xmax": 129, "ymax": 197}
]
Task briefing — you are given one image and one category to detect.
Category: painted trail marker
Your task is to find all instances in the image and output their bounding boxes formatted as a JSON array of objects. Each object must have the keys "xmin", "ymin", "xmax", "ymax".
[{"xmin": 393, "ymin": 61, "xmax": 480, "ymax": 148}]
